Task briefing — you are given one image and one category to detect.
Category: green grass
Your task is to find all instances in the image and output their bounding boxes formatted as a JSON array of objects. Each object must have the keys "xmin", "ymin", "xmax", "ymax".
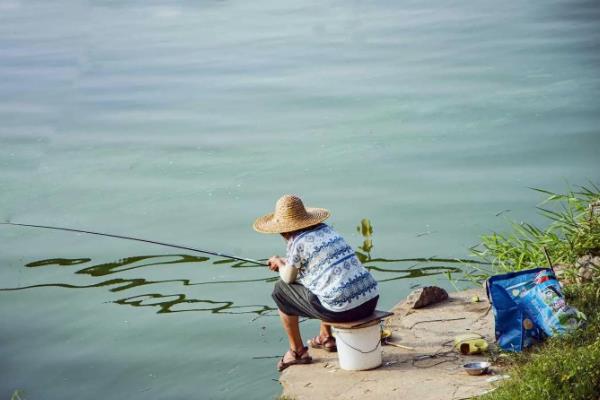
[
  {"xmin": 465, "ymin": 183, "xmax": 600, "ymax": 283},
  {"xmin": 471, "ymin": 184, "xmax": 600, "ymax": 400}
]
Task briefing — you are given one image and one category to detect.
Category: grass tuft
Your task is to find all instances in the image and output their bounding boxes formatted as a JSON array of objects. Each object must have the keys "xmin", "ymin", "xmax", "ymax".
[{"xmin": 465, "ymin": 184, "xmax": 600, "ymax": 283}]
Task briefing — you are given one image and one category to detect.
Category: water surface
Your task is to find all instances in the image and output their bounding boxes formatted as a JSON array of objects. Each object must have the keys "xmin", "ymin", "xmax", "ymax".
[{"xmin": 1, "ymin": 1, "xmax": 599, "ymax": 399}]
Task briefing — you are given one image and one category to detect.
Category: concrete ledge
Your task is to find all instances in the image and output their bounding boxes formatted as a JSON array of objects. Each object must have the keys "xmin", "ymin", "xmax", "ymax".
[{"xmin": 280, "ymin": 288, "xmax": 496, "ymax": 400}]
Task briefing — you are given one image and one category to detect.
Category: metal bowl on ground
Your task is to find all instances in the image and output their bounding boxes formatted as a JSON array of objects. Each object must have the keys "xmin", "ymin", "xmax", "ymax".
[{"xmin": 463, "ymin": 361, "xmax": 491, "ymax": 376}]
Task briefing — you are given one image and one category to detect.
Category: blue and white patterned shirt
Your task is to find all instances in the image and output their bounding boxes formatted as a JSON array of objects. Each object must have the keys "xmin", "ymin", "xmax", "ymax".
[{"xmin": 285, "ymin": 224, "xmax": 379, "ymax": 312}]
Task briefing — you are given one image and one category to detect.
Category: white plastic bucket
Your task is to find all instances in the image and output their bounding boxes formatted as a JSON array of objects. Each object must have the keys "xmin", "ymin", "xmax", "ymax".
[{"xmin": 333, "ymin": 323, "xmax": 382, "ymax": 371}]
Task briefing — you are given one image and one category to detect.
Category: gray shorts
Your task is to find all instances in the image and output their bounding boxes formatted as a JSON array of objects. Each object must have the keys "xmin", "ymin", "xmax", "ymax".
[{"xmin": 271, "ymin": 280, "xmax": 378, "ymax": 322}]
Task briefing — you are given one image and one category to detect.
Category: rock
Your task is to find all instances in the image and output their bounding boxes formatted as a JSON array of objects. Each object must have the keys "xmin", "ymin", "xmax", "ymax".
[
  {"xmin": 575, "ymin": 255, "xmax": 600, "ymax": 283},
  {"xmin": 405, "ymin": 286, "xmax": 449, "ymax": 309},
  {"xmin": 578, "ymin": 267, "xmax": 594, "ymax": 282},
  {"xmin": 589, "ymin": 200, "xmax": 600, "ymax": 217},
  {"xmin": 553, "ymin": 263, "xmax": 575, "ymax": 285},
  {"xmin": 576, "ymin": 255, "xmax": 591, "ymax": 267}
]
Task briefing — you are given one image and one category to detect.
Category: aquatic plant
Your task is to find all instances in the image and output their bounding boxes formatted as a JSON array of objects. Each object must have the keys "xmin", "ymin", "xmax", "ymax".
[
  {"xmin": 11, "ymin": 390, "xmax": 24, "ymax": 400},
  {"xmin": 355, "ymin": 218, "xmax": 374, "ymax": 262}
]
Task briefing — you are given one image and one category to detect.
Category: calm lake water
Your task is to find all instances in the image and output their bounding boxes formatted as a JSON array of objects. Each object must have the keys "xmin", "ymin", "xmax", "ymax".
[{"xmin": 1, "ymin": 1, "xmax": 599, "ymax": 399}]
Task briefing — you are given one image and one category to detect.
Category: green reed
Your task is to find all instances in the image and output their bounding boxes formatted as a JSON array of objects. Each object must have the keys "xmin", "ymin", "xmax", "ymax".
[{"xmin": 465, "ymin": 183, "xmax": 600, "ymax": 282}]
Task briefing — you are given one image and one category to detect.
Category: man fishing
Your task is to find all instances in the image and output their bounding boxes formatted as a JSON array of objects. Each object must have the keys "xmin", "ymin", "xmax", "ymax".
[{"xmin": 253, "ymin": 195, "xmax": 379, "ymax": 371}]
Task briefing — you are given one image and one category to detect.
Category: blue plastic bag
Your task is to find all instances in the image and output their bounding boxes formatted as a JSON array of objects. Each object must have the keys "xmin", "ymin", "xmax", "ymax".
[
  {"xmin": 486, "ymin": 268, "xmax": 547, "ymax": 352},
  {"xmin": 509, "ymin": 269, "xmax": 586, "ymax": 336},
  {"xmin": 487, "ymin": 267, "xmax": 586, "ymax": 352}
]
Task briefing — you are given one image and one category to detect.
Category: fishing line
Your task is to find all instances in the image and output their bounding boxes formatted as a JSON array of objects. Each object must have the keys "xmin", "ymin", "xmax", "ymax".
[{"xmin": 0, "ymin": 222, "xmax": 267, "ymax": 266}]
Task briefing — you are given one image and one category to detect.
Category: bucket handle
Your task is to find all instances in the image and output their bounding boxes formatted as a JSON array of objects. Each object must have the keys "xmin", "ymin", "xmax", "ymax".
[{"xmin": 335, "ymin": 331, "xmax": 381, "ymax": 354}]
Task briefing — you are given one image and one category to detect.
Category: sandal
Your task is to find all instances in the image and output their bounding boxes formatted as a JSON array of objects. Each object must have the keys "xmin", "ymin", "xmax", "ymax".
[
  {"xmin": 308, "ymin": 335, "xmax": 337, "ymax": 352},
  {"xmin": 277, "ymin": 347, "xmax": 313, "ymax": 372}
]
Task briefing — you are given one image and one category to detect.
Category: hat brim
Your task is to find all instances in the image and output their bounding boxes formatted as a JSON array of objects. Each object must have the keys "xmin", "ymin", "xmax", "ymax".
[{"xmin": 253, "ymin": 207, "xmax": 330, "ymax": 234}]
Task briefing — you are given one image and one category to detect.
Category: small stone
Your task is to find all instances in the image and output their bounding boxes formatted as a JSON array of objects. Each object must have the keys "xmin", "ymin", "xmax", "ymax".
[
  {"xmin": 578, "ymin": 266, "xmax": 595, "ymax": 282},
  {"xmin": 405, "ymin": 286, "xmax": 449, "ymax": 309},
  {"xmin": 575, "ymin": 255, "xmax": 592, "ymax": 268},
  {"xmin": 553, "ymin": 263, "xmax": 575, "ymax": 285},
  {"xmin": 575, "ymin": 255, "xmax": 600, "ymax": 283}
]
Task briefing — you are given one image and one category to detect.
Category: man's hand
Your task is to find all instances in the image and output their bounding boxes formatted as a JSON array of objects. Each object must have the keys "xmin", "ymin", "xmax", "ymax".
[{"xmin": 268, "ymin": 256, "xmax": 286, "ymax": 272}]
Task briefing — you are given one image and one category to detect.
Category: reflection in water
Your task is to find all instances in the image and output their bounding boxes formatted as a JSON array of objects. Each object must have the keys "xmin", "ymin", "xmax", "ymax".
[
  {"xmin": 114, "ymin": 294, "xmax": 273, "ymax": 315},
  {"xmin": 0, "ymin": 221, "xmax": 486, "ymax": 315},
  {"xmin": 27, "ymin": 257, "xmax": 92, "ymax": 266}
]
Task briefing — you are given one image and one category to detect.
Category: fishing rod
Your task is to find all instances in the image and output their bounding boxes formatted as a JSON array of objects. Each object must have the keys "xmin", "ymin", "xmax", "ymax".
[{"xmin": 0, "ymin": 222, "xmax": 268, "ymax": 266}]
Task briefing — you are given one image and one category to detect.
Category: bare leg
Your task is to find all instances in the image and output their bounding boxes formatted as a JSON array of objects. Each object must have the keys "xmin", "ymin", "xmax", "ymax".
[
  {"xmin": 309, "ymin": 322, "xmax": 336, "ymax": 351},
  {"xmin": 278, "ymin": 310, "xmax": 304, "ymax": 353},
  {"xmin": 320, "ymin": 322, "xmax": 333, "ymax": 338},
  {"xmin": 276, "ymin": 310, "xmax": 313, "ymax": 370}
]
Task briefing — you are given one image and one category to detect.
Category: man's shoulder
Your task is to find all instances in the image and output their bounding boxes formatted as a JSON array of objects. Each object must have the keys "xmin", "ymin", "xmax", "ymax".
[
  {"xmin": 308, "ymin": 224, "xmax": 342, "ymax": 242},
  {"xmin": 294, "ymin": 223, "xmax": 329, "ymax": 240}
]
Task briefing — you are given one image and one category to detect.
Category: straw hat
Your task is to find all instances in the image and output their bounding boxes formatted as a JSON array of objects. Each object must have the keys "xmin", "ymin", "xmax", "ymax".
[{"xmin": 253, "ymin": 195, "xmax": 330, "ymax": 234}]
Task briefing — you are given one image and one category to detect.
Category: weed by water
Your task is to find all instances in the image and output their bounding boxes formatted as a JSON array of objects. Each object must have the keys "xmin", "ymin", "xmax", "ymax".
[{"xmin": 464, "ymin": 183, "xmax": 600, "ymax": 283}]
